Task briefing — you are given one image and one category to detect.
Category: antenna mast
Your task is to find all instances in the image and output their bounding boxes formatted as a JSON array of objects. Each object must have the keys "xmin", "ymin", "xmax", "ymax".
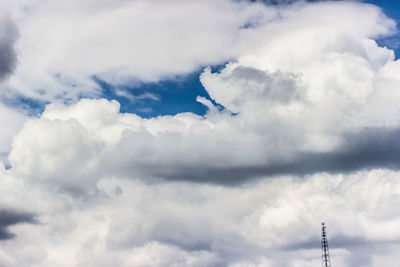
[{"xmin": 321, "ymin": 222, "xmax": 331, "ymax": 267}]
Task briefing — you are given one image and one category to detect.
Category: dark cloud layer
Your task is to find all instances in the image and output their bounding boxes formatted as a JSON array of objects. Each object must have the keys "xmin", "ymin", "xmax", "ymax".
[
  {"xmin": 0, "ymin": 16, "xmax": 18, "ymax": 81},
  {"xmin": 159, "ymin": 127, "xmax": 400, "ymax": 183},
  {"xmin": 0, "ymin": 209, "xmax": 37, "ymax": 240},
  {"xmin": 248, "ymin": 0, "xmax": 346, "ymax": 4},
  {"xmin": 285, "ymin": 234, "xmax": 376, "ymax": 251}
]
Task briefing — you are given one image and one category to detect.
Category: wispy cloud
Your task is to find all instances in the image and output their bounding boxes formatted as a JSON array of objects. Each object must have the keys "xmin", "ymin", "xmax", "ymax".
[{"xmin": 114, "ymin": 89, "xmax": 160, "ymax": 103}]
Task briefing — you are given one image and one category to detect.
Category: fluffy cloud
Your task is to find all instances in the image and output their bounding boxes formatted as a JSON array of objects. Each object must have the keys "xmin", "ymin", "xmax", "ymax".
[
  {"xmin": 0, "ymin": 0, "xmax": 279, "ymax": 161},
  {"xmin": 4, "ymin": 0, "xmax": 381, "ymax": 104},
  {"xmin": 3, "ymin": 166, "xmax": 400, "ymax": 266},
  {"xmin": 2, "ymin": 0, "xmax": 280, "ymax": 102},
  {"xmin": 201, "ymin": 1, "xmax": 399, "ymax": 130},
  {"xmin": 0, "ymin": 103, "xmax": 27, "ymax": 162},
  {"xmin": 1, "ymin": 0, "xmax": 398, "ymax": 156},
  {"xmin": 8, "ymin": 2, "xmax": 400, "ymax": 189}
]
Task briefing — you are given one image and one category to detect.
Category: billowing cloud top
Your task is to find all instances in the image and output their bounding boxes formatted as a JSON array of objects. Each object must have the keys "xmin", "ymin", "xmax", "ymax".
[{"xmin": 0, "ymin": 0, "xmax": 400, "ymax": 266}]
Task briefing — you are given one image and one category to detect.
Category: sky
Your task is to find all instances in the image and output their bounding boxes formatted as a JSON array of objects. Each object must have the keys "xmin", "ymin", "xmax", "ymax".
[{"xmin": 1, "ymin": 0, "xmax": 400, "ymax": 266}]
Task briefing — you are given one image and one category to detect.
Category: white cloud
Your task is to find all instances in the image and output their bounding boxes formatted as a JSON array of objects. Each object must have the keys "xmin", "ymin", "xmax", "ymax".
[
  {"xmin": 0, "ymin": 104, "xmax": 27, "ymax": 162},
  {"xmin": 2, "ymin": 0, "xmax": 278, "ymax": 102},
  {"xmin": 3, "ymin": 166, "xmax": 400, "ymax": 266},
  {"xmin": 200, "ymin": 1, "xmax": 400, "ymax": 151},
  {"xmin": 0, "ymin": 0, "xmax": 398, "ymax": 158},
  {"xmin": 8, "ymin": 97, "xmax": 301, "ymax": 192}
]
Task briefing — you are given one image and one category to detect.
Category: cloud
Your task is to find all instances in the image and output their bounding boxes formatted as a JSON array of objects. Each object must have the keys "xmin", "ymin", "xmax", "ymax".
[
  {"xmin": 3, "ymin": 168, "xmax": 400, "ymax": 266},
  {"xmin": 2, "ymin": 0, "xmax": 279, "ymax": 103},
  {"xmin": 0, "ymin": 101, "xmax": 28, "ymax": 163},
  {"xmin": 0, "ymin": 0, "xmax": 397, "ymax": 159},
  {"xmin": 9, "ymin": 48, "xmax": 400, "ymax": 188},
  {"xmin": 113, "ymin": 89, "xmax": 160, "ymax": 103},
  {"xmin": 254, "ymin": 0, "xmax": 348, "ymax": 4},
  {"xmin": 1, "ymin": 0, "xmax": 373, "ymax": 104},
  {"xmin": 0, "ymin": 208, "xmax": 37, "ymax": 240},
  {"xmin": 0, "ymin": 15, "xmax": 17, "ymax": 81},
  {"xmin": 172, "ymin": 126, "xmax": 400, "ymax": 182},
  {"xmin": 0, "ymin": 14, "xmax": 29, "ymax": 162},
  {"xmin": 201, "ymin": 66, "xmax": 303, "ymax": 113}
]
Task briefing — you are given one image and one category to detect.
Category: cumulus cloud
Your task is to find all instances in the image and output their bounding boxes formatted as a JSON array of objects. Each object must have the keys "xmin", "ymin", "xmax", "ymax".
[
  {"xmin": 0, "ymin": 103, "xmax": 27, "ymax": 163},
  {"xmin": 9, "ymin": 11, "xmax": 400, "ymax": 188},
  {"xmin": 3, "ymin": 168, "xmax": 400, "ymax": 266},
  {"xmin": 1, "ymin": 0, "xmax": 397, "ymax": 157}
]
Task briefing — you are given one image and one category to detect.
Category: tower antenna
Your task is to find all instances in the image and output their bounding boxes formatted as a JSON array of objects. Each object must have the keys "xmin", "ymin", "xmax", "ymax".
[{"xmin": 321, "ymin": 222, "xmax": 331, "ymax": 267}]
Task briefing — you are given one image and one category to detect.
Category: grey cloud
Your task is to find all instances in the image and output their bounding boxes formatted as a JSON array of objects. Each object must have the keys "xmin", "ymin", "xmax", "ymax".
[
  {"xmin": 156, "ymin": 127, "xmax": 400, "ymax": 183},
  {"xmin": 247, "ymin": 0, "xmax": 348, "ymax": 5},
  {"xmin": 0, "ymin": 208, "xmax": 38, "ymax": 240},
  {"xmin": 201, "ymin": 66, "xmax": 303, "ymax": 112},
  {"xmin": 284, "ymin": 234, "xmax": 380, "ymax": 251},
  {"xmin": 107, "ymin": 208, "xmax": 264, "ymax": 256},
  {"xmin": 273, "ymin": 127, "xmax": 400, "ymax": 175},
  {"xmin": 0, "ymin": 16, "xmax": 18, "ymax": 81},
  {"xmin": 227, "ymin": 67, "xmax": 302, "ymax": 104}
]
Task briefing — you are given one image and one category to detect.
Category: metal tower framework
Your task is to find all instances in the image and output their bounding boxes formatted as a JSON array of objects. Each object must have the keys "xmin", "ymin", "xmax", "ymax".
[{"xmin": 321, "ymin": 222, "xmax": 331, "ymax": 267}]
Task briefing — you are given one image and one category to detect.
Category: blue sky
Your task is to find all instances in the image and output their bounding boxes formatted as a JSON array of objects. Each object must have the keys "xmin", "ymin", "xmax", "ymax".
[
  {"xmin": 95, "ymin": 67, "xmax": 218, "ymax": 118},
  {"xmin": 368, "ymin": 0, "xmax": 400, "ymax": 56}
]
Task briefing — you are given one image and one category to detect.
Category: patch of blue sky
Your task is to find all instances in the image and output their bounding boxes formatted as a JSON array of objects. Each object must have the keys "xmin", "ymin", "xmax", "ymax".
[
  {"xmin": 96, "ymin": 65, "xmax": 225, "ymax": 118},
  {"xmin": 364, "ymin": 0, "xmax": 400, "ymax": 59},
  {"xmin": 1, "ymin": 93, "xmax": 48, "ymax": 117}
]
